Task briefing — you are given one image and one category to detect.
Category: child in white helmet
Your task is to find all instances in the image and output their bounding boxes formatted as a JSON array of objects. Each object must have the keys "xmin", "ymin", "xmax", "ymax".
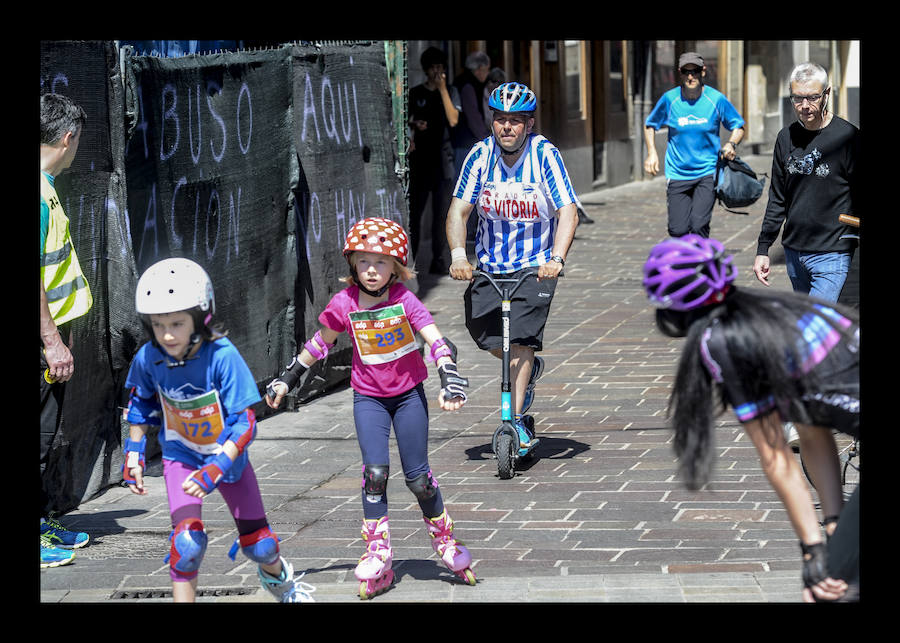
[
  {"xmin": 266, "ymin": 217, "xmax": 476, "ymax": 599},
  {"xmin": 122, "ymin": 258, "xmax": 315, "ymax": 603}
]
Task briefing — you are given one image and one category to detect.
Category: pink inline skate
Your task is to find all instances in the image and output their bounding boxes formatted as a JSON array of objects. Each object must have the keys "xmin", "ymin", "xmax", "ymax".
[
  {"xmin": 424, "ymin": 509, "xmax": 477, "ymax": 585},
  {"xmin": 354, "ymin": 515, "xmax": 394, "ymax": 599}
]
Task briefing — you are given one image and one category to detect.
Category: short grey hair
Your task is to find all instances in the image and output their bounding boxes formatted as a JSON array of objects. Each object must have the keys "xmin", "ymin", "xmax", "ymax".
[
  {"xmin": 789, "ymin": 62, "xmax": 829, "ymax": 91},
  {"xmin": 465, "ymin": 51, "xmax": 491, "ymax": 71},
  {"xmin": 487, "ymin": 67, "xmax": 507, "ymax": 84},
  {"xmin": 40, "ymin": 93, "xmax": 87, "ymax": 145}
]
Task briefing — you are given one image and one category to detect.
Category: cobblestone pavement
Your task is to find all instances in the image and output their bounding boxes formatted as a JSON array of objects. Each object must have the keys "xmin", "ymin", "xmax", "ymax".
[{"xmin": 41, "ymin": 158, "xmax": 859, "ymax": 604}]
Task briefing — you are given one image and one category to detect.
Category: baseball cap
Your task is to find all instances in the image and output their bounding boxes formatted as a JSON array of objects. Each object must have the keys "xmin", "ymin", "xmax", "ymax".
[{"xmin": 678, "ymin": 52, "xmax": 704, "ymax": 69}]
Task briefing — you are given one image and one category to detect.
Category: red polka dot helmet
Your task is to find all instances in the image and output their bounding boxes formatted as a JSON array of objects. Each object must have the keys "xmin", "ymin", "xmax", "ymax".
[{"xmin": 343, "ymin": 217, "xmax": 410, "ymax": 266}]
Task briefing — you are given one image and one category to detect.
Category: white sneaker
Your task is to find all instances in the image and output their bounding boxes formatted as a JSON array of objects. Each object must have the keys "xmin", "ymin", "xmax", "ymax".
[{"xmin": 783, "ymin": 423, "xmax": 800, "ymax": 450}]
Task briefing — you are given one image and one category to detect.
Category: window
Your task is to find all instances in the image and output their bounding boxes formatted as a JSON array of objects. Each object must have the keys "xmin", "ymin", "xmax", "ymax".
[
  {"xmin": 652, "ymin": 41, "xmax": 676, "ymax": 100},
  {"xmin": 564, "ymin": 40, "xmax": 586, "ymax": 119},
  {"xmin": 694, "ymin": 40, "xmax": 719, "ymax": 88},
  {"xmin": 609, "ymin": 40, "xmax": 627, "ymax": 112}
]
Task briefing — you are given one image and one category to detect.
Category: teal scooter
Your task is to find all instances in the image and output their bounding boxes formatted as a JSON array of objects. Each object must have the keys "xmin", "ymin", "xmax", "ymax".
[{"xmin": 474, "ymin": 267, "xmax": 541, "ymax": 479}]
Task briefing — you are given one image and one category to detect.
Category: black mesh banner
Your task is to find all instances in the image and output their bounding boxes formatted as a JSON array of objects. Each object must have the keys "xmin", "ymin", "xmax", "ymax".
[
  {"xmin": 289, "ymin": 43, "xmax": 410, "ymax": 400},
  {"xmin": 40, "ymin": 41, "xmax": 408, "ymax": 511},
  {"xmin": 124, "ymin": 49, "xmax": 297, "ymax": 386},
  {"xmin": 40, "ymin": 41, "xmax": 141, "ymax": 513}
]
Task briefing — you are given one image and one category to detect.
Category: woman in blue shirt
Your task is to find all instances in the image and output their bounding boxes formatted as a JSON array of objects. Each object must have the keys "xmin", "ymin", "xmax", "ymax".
[{"xmin": 643, "ymin": 52, "xmax": 745, "ymax": 238}]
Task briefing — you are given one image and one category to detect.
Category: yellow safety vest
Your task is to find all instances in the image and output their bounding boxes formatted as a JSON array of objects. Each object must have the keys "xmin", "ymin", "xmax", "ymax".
[{"xmin": 40, "ymin": 172, "xmax": 92, "ymax": 325}]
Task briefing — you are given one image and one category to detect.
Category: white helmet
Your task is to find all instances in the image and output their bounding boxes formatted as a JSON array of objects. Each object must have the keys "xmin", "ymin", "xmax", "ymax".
[{"xmin": 135, "ymin": 258, "xmax": 215, "ymax": 316}]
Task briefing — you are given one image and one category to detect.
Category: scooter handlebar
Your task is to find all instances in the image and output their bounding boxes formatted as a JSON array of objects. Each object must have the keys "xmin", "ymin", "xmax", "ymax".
[{"xmin": 473, "ymin": 266, "xmax": 543, "ymax": 298}]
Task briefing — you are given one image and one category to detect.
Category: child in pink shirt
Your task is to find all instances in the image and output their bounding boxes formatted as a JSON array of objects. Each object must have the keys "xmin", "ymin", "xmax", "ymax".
[{"xmin": 266, "ymin": 217, "xmax": 476, "ymax": 599}]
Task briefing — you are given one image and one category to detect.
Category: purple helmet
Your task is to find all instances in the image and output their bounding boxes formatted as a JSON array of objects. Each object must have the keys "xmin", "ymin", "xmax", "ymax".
[{"xmin": 642, "ymin": 235, "xmax": 736, "ymax": 311}]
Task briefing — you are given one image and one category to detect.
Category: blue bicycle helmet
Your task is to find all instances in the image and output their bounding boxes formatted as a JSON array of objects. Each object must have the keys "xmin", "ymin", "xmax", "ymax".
[{"xmin": 488, "ymin": 82, "xmax": 537, "ymax": 113}]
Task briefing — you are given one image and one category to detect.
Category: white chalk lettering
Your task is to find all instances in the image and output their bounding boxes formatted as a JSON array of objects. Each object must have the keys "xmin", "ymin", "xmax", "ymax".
[
  {"xmin": 160, "ymin": 84, "xmax": 179, "ymax": 161},
  {"xmin": 205, "ymin": 188, "xmax": 220, "ymax": 261},
  {"xmin": 237, "ymin": 83, "xmax": 252, "ymax": 155},
  {"xmin": 207, "ymin": 81, "xmax": 227, "ymax": 163},
  {"xmin": 334, "ymin": 188, "xmax": 365, "ymax": 245},
  {"xmin": 170, "ymin": 177, "xmax": 186, "ymax": 247},
  {"xmin": 300, "ymin": 70, "xmax": 363, "ymax": 148},
  {"xmin": 188, "ymin": 85, "xmax": 202, "ymax": 165},
  {"xmin": 226, "ymin": 187, "xmax": 241, "ymax": 262},
  {"xmin": 301, "ymin": 73, "xmax": 320, "ymax": 142}
]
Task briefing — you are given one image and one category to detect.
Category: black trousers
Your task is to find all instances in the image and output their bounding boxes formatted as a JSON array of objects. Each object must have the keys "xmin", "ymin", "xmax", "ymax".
[
  {"xmin": 666, "ymin": 174, "xmax": 716, "ymax": 238},
  {"xmin": 40, "ymin": 340, "xmax": 66, "ymax": 517}
]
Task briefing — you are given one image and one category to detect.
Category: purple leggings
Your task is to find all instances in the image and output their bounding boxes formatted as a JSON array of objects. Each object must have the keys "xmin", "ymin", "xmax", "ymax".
[{"xmin": 163, "ymin": 458, "xmax": 270, "ymax": 581}]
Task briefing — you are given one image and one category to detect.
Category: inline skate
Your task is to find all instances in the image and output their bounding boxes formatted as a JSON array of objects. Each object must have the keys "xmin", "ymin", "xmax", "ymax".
[
  {"xmin": 424, "ymin": 509, "xmax": 476, "ymax": 585},
  {"xmin": 355, "ymin": 515, "xmax": 394, "ymax": 599}
]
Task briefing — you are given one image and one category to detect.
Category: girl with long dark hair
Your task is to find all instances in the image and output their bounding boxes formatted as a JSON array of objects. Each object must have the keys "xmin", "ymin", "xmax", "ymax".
[{"xmin": 643, "ymin": 235, "xmax": 859, "ymax": 602}]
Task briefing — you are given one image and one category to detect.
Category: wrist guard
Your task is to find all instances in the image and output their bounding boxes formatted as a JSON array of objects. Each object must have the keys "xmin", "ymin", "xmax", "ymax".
[
  {"xmin": 800, "ymin": 541, "xmax": 829, "ymax": 588},
  {"xmin": 188, "ymin": 451, "xmax": 233, "ymax": 494},
  {"xmin": 122, "ymin": 436, "xmax": 147, "ymax": 485},
  {"xmin": 267, "ymin": 355, "xmax": 309, "ymax": 399},
  {"xmin": 438, "ymin": 362, "xmax": 469, "ymax": 402}
]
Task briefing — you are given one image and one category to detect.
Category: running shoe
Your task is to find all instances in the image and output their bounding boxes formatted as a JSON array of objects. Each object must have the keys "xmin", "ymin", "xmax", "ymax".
[
  {"xmin": 514, "ymin": 419, "xmax": 538, "ymax": 450},
  {"xmin": 41, "ymin": 534, "xmax": 75, "ymax": 568},
  {"xmin": 783, "ymin": 423, "xmax": 800, "ymax": 452},
  {"xmin": 41, "ymin": 516, "xmax": 90, "ymax": 549},
  {"xmin": 520, "ymin": 356, "xmax": 544, "ymax": 415}
]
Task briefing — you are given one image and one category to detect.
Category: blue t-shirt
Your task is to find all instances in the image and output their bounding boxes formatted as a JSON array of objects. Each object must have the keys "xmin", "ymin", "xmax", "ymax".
[
  {"xmin": 645, "ymin": 86, "xmax": 745, "ymax": 180},
  {"xmin": 125, "ymin": 336, "xmax": 262, "ymax": 478}
]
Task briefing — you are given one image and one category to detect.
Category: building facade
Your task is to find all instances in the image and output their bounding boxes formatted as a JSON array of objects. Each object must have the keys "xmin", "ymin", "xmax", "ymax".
[{"xmin": 408, "ymin": 40, "xmax": 860, "ymax": 195}]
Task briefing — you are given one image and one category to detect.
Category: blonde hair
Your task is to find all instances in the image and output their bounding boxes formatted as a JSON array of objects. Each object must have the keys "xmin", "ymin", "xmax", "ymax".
[{"xmin": 341, "ymin": 252, "xmax": 416, "ymax": 286}]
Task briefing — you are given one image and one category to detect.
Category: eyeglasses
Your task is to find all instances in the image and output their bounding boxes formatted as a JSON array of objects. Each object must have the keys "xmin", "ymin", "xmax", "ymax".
[
  {"xmin": 790, "ymin": 92, "xmax": 826, "ymax": 105},
  {"xmin": 680, "ymin": 67, "xmax": 702, "ymax": 76}
]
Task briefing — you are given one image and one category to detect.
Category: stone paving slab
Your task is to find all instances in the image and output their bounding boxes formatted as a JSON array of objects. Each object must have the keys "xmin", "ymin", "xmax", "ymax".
[{"xmin": 41, "ymin": 160, "xmax": 858, "ymax": 604}]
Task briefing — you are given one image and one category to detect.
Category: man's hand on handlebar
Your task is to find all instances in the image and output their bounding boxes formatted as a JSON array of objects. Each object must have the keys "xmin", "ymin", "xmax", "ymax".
[
  {"xmin": 449, "ymin": 258, "xmax": 474, "ymax": 281},
  {"xmin": 537, "ymin": 260, "xmax": 563, "ymax": 281}
]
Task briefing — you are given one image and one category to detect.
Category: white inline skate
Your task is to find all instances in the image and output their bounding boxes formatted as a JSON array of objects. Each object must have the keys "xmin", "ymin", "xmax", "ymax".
[
  {"xmin": 424, "ymin": 509, "xmax": 476, "ymax": 585},
  {"xmin": 355, "ymin": 515, "xmax": 394, "ymax": 599}
]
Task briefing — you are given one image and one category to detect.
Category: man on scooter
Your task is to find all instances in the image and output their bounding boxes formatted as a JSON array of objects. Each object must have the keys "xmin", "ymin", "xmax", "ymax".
[{"xmin": 446, "ymin": 81, "xmax": 579, "ymax": 450}]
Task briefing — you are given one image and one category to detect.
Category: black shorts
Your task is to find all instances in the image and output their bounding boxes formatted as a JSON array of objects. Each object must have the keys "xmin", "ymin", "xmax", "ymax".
[{"xmin": 464, "ymin": 268, "xmax": 558, "ymax": 352}]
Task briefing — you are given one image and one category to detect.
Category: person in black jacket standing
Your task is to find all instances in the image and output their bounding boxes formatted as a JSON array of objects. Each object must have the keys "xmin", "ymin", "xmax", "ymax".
[{"xmin": 753, "ymin": 62, "xmax": 859, "ymax": 303}]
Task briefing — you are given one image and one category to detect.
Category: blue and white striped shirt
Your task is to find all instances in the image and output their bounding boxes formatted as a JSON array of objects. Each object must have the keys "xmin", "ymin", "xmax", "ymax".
[{"xmin": 453, "ymin": 134, "xmax": 577, "ymax": 273}]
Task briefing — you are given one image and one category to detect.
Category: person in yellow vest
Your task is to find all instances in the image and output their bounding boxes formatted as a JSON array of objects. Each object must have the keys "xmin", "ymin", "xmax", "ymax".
[{"xmin": 40, "ymin": 93, "xmax": 93, "ymax": 568}]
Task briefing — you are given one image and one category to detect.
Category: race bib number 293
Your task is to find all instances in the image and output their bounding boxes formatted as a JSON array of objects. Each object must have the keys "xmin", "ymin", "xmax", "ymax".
[{"xmin": 348, "ymin": 304, "xmax": 416, "ymax": 365}]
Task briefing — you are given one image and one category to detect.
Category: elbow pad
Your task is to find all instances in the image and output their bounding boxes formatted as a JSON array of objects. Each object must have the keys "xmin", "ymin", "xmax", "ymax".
[
  {"xmin": 304, "ymin": 330, "xmax": 334, "ymax": 361},
  {"xmin": 428, "ymin": 337, "xmax": 458, "ymax": 363},
  {"xmin": 226, "ymin": 408, "xmax": 257, "ymax": 455},
  {"xmin": 125, "ymin": 388, "xmax": 162, "ymax": 426}
]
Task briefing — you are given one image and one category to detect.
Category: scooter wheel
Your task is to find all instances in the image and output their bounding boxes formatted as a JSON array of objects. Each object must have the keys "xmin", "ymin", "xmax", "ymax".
[{"xmin": 496, "ymin": 433, "xmax": 515, "ymax": 479}]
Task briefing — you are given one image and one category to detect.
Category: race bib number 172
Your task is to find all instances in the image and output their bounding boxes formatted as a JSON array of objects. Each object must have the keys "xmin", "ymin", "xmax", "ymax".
[{"xmin": 159, "ymin": 388, "xmax": 226, "ymax": 455}]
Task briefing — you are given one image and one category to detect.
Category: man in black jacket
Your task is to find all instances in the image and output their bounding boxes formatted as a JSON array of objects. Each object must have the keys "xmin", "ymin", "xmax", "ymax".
[{"xmin": 753, "ymin": 62, "xmax": 859, "ymax": 303}]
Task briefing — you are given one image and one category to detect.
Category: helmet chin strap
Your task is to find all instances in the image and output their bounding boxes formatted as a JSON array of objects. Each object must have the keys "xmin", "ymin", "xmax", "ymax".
[
  {"xmin": 353, "ymin": 273, "xmax": 397, "ymax": 298},
  {"xmin": 155, "ymin": 333, "xmax": 203, "ymax": 368}
]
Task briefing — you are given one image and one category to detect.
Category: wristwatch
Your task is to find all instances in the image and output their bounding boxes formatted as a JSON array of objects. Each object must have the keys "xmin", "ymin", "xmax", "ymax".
[{"xmin": 550, "ymin": 255, "xmax": 565, "ymax": 266}]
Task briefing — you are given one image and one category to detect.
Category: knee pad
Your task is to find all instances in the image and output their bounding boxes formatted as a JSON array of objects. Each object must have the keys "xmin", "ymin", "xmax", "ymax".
[
  {"xmin": 234, "ymin": 525, "xmax": 281, "ymax": 565},
  {"xmin": 362, "ymin": 464, "xmax": 389, "ymax": 500},
  {"xmin": 166, "ymin": 518, "xmax": 208, "ymax": 577},
  {"xmin": 406, "ymin": 470, "xmax": 439, "ymax": 501}
]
